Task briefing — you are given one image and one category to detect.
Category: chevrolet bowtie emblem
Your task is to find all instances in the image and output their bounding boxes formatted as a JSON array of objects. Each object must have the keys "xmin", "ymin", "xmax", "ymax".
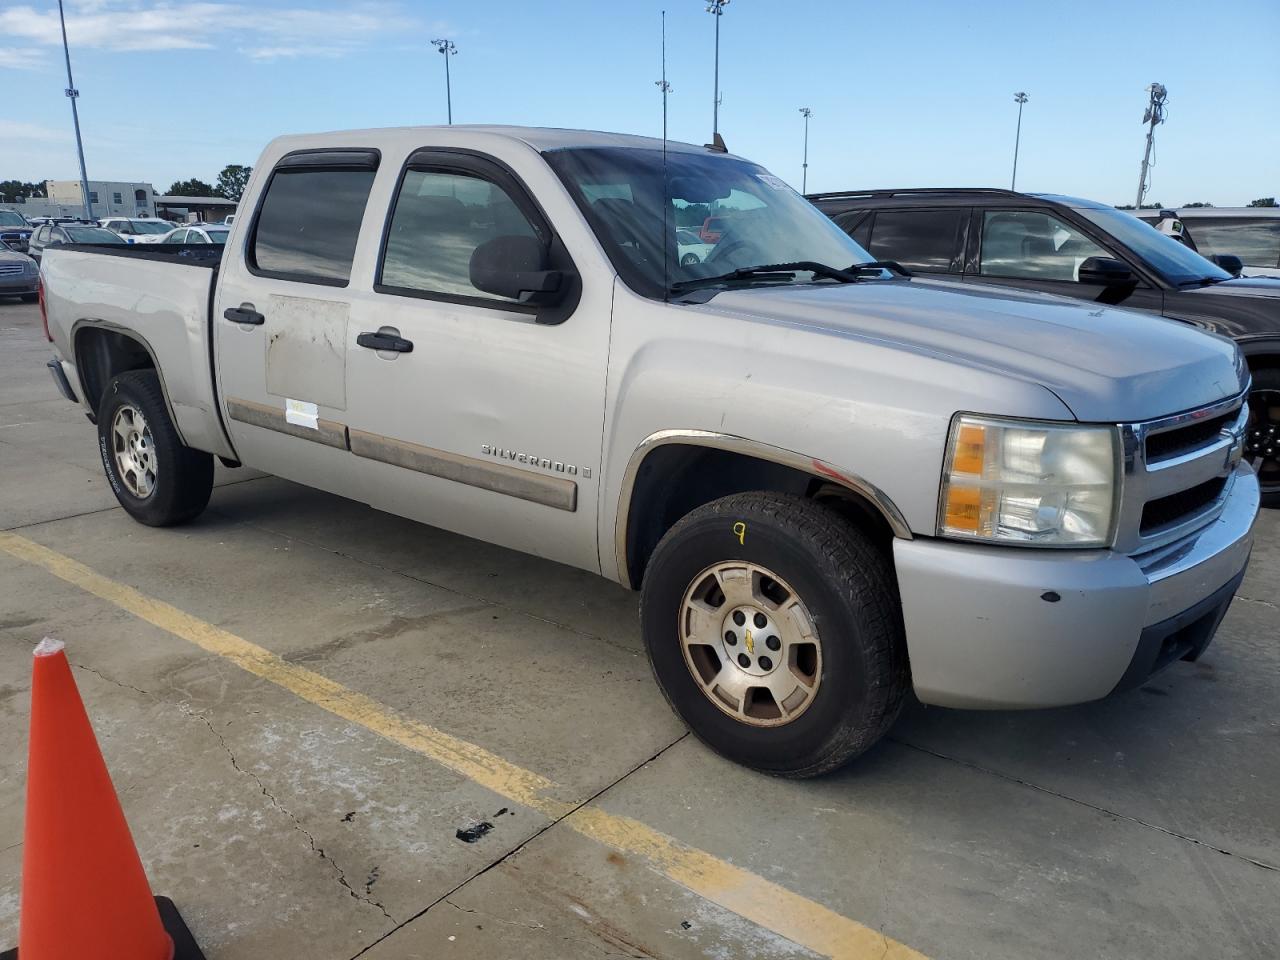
[{"xmin": 744, "ymin": 628, "xmax": 755, "ymax": 655}]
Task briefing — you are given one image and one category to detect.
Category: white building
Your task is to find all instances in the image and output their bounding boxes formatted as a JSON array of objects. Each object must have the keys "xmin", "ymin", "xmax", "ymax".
[{"xmin": 44, "ymin": 180, "xmax": 158, "ymax": 218}]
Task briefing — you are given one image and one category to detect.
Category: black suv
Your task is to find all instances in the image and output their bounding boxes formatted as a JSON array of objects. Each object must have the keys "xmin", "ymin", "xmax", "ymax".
[{"xmin": 808, "ymin": 188, "xmax": 1280, "ymax": 505}]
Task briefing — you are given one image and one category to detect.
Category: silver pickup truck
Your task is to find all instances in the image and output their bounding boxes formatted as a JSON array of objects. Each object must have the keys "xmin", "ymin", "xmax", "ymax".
[{"xmin": 38, "ymin": 126, "xmax": 1259, "ymax": 776}]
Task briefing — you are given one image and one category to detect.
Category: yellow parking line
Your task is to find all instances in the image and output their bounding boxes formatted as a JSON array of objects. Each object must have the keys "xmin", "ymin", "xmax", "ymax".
[{"xmin": 0, "ymin": 529, "xmax": 927, "ymax": 960}]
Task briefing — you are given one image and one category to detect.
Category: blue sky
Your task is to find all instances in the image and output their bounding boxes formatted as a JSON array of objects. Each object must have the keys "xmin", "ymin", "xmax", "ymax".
[{"xmin": 2, "ymin": 0, "xmax": 1277, "ymax": 205}]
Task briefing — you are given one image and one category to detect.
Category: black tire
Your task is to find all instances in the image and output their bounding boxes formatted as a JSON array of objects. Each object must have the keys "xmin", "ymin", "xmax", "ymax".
[
  {"xmin": 1247, "ymin": 367, "xmax": 1280, "ymax": 508},
  {"xmin": 680, "ymin": 252, "xmax": 700, "ymax": 266},
  {"xmin": 97, "ymin": 370, "xmax": 213, "ymax": 526},
  {"xmin": 21, "ymin": 293, "xmax": 39, "ymax": 303},
  {"xmin": 641, "ymin": 492, "xmax": 909, "ymax": 777}
]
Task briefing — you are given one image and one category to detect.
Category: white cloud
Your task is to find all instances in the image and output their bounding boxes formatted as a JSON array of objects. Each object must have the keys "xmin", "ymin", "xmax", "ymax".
[
  {"xmin": 0, "ymin": 1, "xmax": 433, "ymax": 64},
  {"xmin": 0, "ymin": 120, "xmax": 71, "ymax": 143}
]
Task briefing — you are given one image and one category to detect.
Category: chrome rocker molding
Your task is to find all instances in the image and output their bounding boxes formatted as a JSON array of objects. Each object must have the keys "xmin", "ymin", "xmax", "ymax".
[
  {"xmin": 226, "ymin": 396, "xmax": 349, "ymax": 449},
  {"xmin": 349, "ymin": 430, "xmax": 578, "ymax": 512},
  {"xmin": 614, "ymin": 429, "xmax": 913, "ymax": 587}
]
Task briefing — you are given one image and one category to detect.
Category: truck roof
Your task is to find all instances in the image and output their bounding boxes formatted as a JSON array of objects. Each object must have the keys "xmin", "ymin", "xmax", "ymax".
[{"xmin": 264, "ymin": 124, "xmax": 731, "ymax": 158}]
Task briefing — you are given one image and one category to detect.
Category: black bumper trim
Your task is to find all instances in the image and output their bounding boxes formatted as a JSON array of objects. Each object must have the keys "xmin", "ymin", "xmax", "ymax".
[{"xmin": 1112, "ymin": 564, "xmax": 1248, "ymax": 694}]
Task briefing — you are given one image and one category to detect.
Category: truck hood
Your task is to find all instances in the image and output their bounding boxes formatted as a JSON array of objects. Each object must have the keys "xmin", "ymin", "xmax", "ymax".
[
  {"xmin": 694, "ymin": 279, "xmax": 1244, "ymax": 422},
  {"xmin": 1184, "ymin": 276, "xmax": 1280, "ymax": 300}
]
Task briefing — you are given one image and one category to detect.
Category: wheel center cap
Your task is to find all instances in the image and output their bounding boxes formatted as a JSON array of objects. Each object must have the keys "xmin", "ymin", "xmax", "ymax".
[{"xmin": 720, "ymin": 605, "xmax": 780, "ymax": 676}]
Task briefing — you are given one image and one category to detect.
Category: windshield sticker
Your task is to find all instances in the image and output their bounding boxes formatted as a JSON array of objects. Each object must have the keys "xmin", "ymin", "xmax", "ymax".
[{"xmin": 755, "ymin": 174, "xmax": 790, "ymax": 191}]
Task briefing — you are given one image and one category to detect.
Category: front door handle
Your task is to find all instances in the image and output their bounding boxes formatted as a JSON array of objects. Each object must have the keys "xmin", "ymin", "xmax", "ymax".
[
  {"xmin": 223, "ymin": 305, "xmax": 265, "ymax": 325},
  {"xmin": 356, "ymin": 331, "xmax": 414, "ymax": 353}
]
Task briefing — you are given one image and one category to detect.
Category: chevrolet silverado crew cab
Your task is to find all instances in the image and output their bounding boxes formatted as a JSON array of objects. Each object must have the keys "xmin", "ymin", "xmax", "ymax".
[{"xmin": 38, "ymin": 127, "xmax": 1259, "ymax": 776}]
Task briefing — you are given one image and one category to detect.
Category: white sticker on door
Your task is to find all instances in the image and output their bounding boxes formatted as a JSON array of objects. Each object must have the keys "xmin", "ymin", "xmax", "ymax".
[{"xmin": 285, "ymin": 398, "xmax": 319, "ymax": 430}]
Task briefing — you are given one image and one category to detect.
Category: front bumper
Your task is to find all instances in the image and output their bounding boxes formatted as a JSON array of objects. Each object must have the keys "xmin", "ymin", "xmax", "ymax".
[
  {"xmin": 0, "ymin": 274, "xmax": 37, "ymax": 294},
  {"xmin": 894, "ymin": 462, "xmax": 1259, "ymax": 709}
]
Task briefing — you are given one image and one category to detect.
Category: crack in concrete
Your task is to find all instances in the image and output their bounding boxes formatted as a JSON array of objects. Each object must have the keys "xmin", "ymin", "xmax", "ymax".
[
  {"xmin": 443, "ymin": 898, "xmax": 649, "ymax": 959},
  {"xmin": 892, "ymin": 737, "xmax": 1280, "ymax": 873},
  {"xmin": 1233, "ymin": 594, "xmax": 1278, "ymax": 611},
  {"xmin": 72, "ymin": 661, "xmax": 153, "ymax": 699},
  {"xmin": 345, "ymin": 732, "xmax": 690, "ymax": 960},
  {"xmin": 180, "ymin": 704, "xmax": 395, "ymax": 923}
]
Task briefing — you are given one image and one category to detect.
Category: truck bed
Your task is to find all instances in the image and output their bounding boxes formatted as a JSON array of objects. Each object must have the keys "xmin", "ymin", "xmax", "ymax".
[{"xmin": 40, "ymin": 244, "xmax": 235, "ymax": 459}]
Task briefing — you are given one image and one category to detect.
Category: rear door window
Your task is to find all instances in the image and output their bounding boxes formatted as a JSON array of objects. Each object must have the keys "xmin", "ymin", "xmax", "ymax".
[
  {"xmin": 979, "ymin": 210, "xmax": 1110, "ymax": 281},
  {"xmin": 866, "ymin": 208, "xmax": 965, "ymax": 272},
  {"xmin": 250, "ymin": 163, "xmax": 377, "ymax": 285}
]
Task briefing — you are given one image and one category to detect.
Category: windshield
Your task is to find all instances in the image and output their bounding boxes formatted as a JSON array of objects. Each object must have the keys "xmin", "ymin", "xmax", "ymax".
[
  {"xmin": 1075, "ymin": 206, "xmax": 1230, "ymax": 285},
  {"xmin": 65, "ymin": 226, "xmax": 126, "ymax": 244},
  {"xmin": 544, "ymin": 146, "xmax": 873, "ymax": 298},
  {"xmin": 0, "ymin": 211, "xmax": 28, "ymax": 227},
  {"xmin": 132, "ymin": 220, "xmax": 171, "ymax": 234}
]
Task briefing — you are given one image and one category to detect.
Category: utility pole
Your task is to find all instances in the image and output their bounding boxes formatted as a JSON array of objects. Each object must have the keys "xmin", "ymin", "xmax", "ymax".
[
  {"xmin": 799, "ymin": 108, "xmax": 812, "ymax": 194},
  {"xmin": 655, "ymin": 11, "xmax": 672, "ymax": 141},
  {"xmin": 431, "ymin": 39, "xmax": 458, "ymax": 124},
  {"xmin": 1135, "ymin": 82, "xmax": 1167, "ymax": 210},
  {"xmin": 706, "ymin": 0, "xmax": 729, "ymax": 139},
  {"xmin": 1011, "ymin": 92, "xmax": 1028, "ymax": 191},
  {"xmin": 58, "ymin": 0, "xmax": 92, "ymax": 220}
]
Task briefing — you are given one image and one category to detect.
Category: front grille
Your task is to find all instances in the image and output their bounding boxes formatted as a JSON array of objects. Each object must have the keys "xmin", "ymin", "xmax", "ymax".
[
  {"xmin": 1140, "ymin": 476, "xmax": 1227, "ymax": 534},
  {"xmin": 0, "ymin": 263, "xmax": 25, "ymax": 276},
  {"xmin": 1145, "ymin": 410, "xmax": 1235, "ymax": 462}
]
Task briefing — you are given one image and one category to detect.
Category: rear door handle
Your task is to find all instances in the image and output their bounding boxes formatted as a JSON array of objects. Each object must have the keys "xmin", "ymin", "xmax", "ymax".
[
  {"xmin": 356, "ymin": 331, "xmax": 414, "ymax": 353},
  {"xmin": 223, "ymin": 305, "xmax": 264, "ymax": 325}
]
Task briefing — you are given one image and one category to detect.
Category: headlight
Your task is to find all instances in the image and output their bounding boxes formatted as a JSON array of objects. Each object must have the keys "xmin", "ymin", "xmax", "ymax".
[{"xmin": 938, "ymin": 415, "xmax": 1118, "ymax": 547}]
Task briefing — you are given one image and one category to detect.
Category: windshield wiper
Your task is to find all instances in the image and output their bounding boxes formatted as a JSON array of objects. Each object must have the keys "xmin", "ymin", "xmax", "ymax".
[{"xmin": 670, "ymin": 260, "xmax": 868, "ymax": 295}]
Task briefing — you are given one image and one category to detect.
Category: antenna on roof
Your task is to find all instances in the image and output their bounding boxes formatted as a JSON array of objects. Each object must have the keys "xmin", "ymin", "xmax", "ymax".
[{"xmin": 657, "ymin": 10, "xmax": 672, "ymax": 302}]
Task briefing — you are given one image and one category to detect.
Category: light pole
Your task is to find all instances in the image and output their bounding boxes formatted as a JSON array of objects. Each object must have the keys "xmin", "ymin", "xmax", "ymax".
[
  {"xmin": 1135, "ymin": 82, "xmax": 1167, "ymax": 210},
  {"xmin": 1011, "ymin": 92, "xmax": 1028, "ymax": 191},
  {"xmin": 706, "ymin": 0, "xmax": 729, "ymax": 139},
  {"xmin": 431, "ymin": 39, "xmax": 457, "ymax": 124},
  {"xmin": 656, "ymin": 10, "xmax": 672, "ymax": 141},
  {"xmin": 58, "ymin": 0, "xmax": 92, "ymax": 220},
  {"xmin": 799, "ymin": 107, "xmax": 812, "ymax": 194}
]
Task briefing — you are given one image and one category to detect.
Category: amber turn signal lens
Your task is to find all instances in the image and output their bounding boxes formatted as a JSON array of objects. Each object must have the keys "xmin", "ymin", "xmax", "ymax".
[
  {"xmin": 942, "ymin": 485, "xmax": 982, "ymax": 532},
  {"xmin": 951, "ymin": 423, "xmax": 987, "ymax": 476}
]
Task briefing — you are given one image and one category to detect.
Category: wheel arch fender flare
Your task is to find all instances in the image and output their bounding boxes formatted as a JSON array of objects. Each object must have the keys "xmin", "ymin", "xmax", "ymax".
[
  {"xmin": 71, "ymin": 319, "xmax": 186, "ymax": 445},
  {"xmin": 613, "ymin": 429, "xmax": 913, "ymax": 589}
]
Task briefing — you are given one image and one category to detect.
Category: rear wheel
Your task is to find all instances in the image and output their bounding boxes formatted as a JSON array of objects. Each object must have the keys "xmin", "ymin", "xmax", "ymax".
[
  {"xmin": 1246, "ymin": 368, "xmax": 1280, "ymax": 508},
  {"xmin": 97, "ymin": 370, "xmax": 213, "ymax": 526},
  {"xmin": 641, "ymin": 492, "xmax": 909, "ymax": 777}
]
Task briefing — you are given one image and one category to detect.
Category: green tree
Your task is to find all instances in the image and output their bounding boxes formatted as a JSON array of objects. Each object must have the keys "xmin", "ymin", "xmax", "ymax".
[
  {"xmin": 1183, "ymin": 201, "xmax": 1214, "ymax": 208},
  {"xmin": 0, "ymin": 180, "xmax": 47, "ymax": 201},
  {"xmin": 166, "ymin": 178, "xmax": 218, "ymax": 197},
  {"xmin": 1248, "ymin": 197, "xmax": 1278, "ymax": 207},
  {"xmin": 216, "ymin": 164, "xmax": 252, "ymax": 202}
]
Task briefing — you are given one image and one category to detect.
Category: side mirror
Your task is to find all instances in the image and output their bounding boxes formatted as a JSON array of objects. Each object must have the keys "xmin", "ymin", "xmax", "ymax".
[
  {"xmin": 1078, "ymin": 256, "xmax": 1135, "ymax": 287},
  {"xmin": 1209, "ymin": 254, "xmax": 1243, "ymax": 277},
  {"xmin": 470, "ymin": 235, "xmax": 563, "ymax": 306}
]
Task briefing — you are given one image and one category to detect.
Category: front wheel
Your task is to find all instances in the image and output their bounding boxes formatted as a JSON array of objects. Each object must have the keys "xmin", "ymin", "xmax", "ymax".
[
  {"xmin": 641, "ymin": 492, "xmax": 909, "ymax": 777},
  {"xmin": 97, "ymin": 370, "xmax": 214, "ymax": 526},
  {"xmin": 1246, "ymin": 368, "xmax": 1280, "ymax": 508}
]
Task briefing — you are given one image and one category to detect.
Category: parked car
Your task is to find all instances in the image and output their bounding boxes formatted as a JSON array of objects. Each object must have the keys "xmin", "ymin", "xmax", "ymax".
[
  {"xmin": 1132, "ymin": 207, "xmax": 1280, "ymax": 278},
  {"xmin": 39, "ymin": 127, "xmax": 1258, "ymax": 776},
  {"xmin": 222, "ymin": 214, "xmax": 237, "ymax": 225},
  {"xmin": 0, "ymin": 239, "xmax": 39, "ymax": 302},
  {"xmin": 160, "ymin": 224, "xmax": 231, "ymax": 245},
  {"xmin": 28, "ymin": 222, "xmax": 127, "ymax": 263},
  {"xmin": 97, "ymin": 217, "xmax": 175, "ymax": 245},
  {"xmin": 0, "ymin": 209, "xmax": 34, "ymax": 253},
  {"xmin": 809, "ymin": 188, "xmax": 1280, "ymax": 504},
  {"xmin": 676, "ymin": 227, "xmax": 715, "ymax": 265}
]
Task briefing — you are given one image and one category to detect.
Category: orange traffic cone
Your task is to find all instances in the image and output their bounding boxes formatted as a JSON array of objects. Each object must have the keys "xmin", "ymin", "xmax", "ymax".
[{"xmin": 1, "ymin": 638, "xmax": 205, "ymax": 960}]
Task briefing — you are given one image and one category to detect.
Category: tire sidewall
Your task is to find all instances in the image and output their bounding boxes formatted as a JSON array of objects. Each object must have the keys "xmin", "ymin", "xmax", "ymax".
[
  {"xmin": 96, "ymin": 373, "xmax": 198, "ymax": 525},
  {"xmin": 642, "ymin": 498, "xmax": 890, "ymax": 772}
]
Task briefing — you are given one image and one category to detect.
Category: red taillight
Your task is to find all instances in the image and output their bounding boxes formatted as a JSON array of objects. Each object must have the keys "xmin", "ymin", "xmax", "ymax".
[{"xmin": 38, "ymin": 277, "xmax": 51, "ymax": 341}]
